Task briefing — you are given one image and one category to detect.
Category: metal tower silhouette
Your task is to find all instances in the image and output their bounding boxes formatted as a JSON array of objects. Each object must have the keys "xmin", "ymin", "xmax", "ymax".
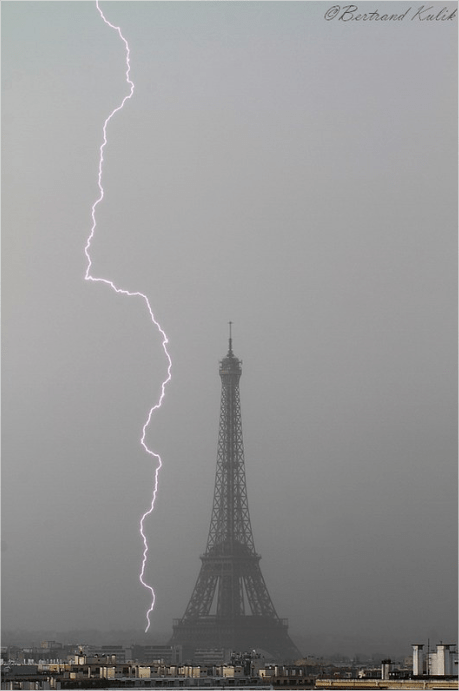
[{"xmin": 170, "ymin": 325, "xmax": 300, "ymax": 660}]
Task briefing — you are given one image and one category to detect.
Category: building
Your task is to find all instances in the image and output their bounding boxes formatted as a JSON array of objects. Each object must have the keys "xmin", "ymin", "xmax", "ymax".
[
  {"xmin": 315, "ymin": 642, "xmax": 458, "ymax": 690},
  {"xmin": 131, "ymin": 644, "xmax": 182, "ymax": 665},
  {"xmin": 412, "ymin": 643, "xmax": 458, "ymax": 676},
  {"xmin": 170, "ymin": 329, "xmax": 300, "ymax": 661}
]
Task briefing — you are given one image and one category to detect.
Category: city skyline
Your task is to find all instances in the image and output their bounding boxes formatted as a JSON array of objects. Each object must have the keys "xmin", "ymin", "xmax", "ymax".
[{"xmin": 2, "ymin": 0, "xmax": 457, "ymax": 653}]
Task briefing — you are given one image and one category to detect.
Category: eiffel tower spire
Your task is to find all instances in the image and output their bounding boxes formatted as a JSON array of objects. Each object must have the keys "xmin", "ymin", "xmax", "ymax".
[{"xmin": 170, "ymin": 329, "xmax": 300, "ymax": 660}]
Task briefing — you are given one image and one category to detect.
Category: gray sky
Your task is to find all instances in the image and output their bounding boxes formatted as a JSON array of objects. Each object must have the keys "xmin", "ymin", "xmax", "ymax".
[{"xmin": 2, "ymin": 0, "xmax": 457, "ymax": 656}]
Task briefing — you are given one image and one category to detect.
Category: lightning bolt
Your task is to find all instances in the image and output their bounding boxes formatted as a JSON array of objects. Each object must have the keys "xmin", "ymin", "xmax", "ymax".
[{"xmin": 85, "ymin": 1, "xmax": 172, "ymax": 632}]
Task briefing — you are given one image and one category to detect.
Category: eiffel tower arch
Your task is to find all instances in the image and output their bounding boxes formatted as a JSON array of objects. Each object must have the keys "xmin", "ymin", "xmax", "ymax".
[{"xmin": 170, "ymin": 328, "xmax": 300, "ymax": 661}]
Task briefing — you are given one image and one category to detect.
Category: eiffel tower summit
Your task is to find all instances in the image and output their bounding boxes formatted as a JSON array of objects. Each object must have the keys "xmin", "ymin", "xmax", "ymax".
[{"xmin": 170, "ymin": 325, "xmax": 300, "ymax": 660}]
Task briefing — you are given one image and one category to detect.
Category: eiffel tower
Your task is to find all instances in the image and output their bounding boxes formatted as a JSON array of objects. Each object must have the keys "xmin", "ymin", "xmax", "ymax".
[{"xmin": 170, "ymin": 326, "xmax": 300, "ymax": 660}]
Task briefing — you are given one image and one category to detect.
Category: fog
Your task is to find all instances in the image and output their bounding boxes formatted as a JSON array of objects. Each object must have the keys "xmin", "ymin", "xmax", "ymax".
[{"xmin": 2, "ymin": 1, "xmax": 457, "ymax": 656}]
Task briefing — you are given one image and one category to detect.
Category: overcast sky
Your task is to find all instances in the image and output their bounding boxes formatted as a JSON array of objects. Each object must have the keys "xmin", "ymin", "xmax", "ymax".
[{"xmin": 2, "ymin": 0, "xmax": 457, "ymax": 656}]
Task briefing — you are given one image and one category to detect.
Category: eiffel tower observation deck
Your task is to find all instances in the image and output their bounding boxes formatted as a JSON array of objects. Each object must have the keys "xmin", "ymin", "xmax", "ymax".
[{"xmin": 170, "ymin": 326, "xmax": 300, "ymax": 661}]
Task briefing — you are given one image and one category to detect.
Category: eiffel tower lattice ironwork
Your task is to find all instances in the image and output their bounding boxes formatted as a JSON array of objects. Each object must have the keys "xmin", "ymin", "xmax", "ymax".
[{"xmin": 170, "ymin": 327, "xmax": 300, "ymax": 660}]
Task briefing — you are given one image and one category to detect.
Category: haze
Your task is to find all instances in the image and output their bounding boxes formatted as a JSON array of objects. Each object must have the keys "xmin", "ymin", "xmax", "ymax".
[{"xmin": 2, "ymin": 1, "xmax": 457, "ymax": 656}]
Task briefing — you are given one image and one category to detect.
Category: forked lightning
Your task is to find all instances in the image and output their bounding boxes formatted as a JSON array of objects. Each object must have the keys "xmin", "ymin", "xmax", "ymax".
[{"xmin": 85, "ymin": 1, "xmax": 172, "ymax": 633}]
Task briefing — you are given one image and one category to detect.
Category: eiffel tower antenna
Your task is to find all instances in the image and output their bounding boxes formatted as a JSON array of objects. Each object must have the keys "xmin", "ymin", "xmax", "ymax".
[
  {"xmin": 228, "ymin": 320, "xmax": 233, "ymax": 354},
  {"xmin": 170, "ymin": 329, "xmax": 300, "ymax": 660}
]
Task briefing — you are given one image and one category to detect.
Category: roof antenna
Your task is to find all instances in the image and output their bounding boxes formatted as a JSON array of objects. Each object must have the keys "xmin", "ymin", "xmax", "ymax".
[{"xmin": 228, "ymin": 321, "xmax": 233, "ymax": 355}]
